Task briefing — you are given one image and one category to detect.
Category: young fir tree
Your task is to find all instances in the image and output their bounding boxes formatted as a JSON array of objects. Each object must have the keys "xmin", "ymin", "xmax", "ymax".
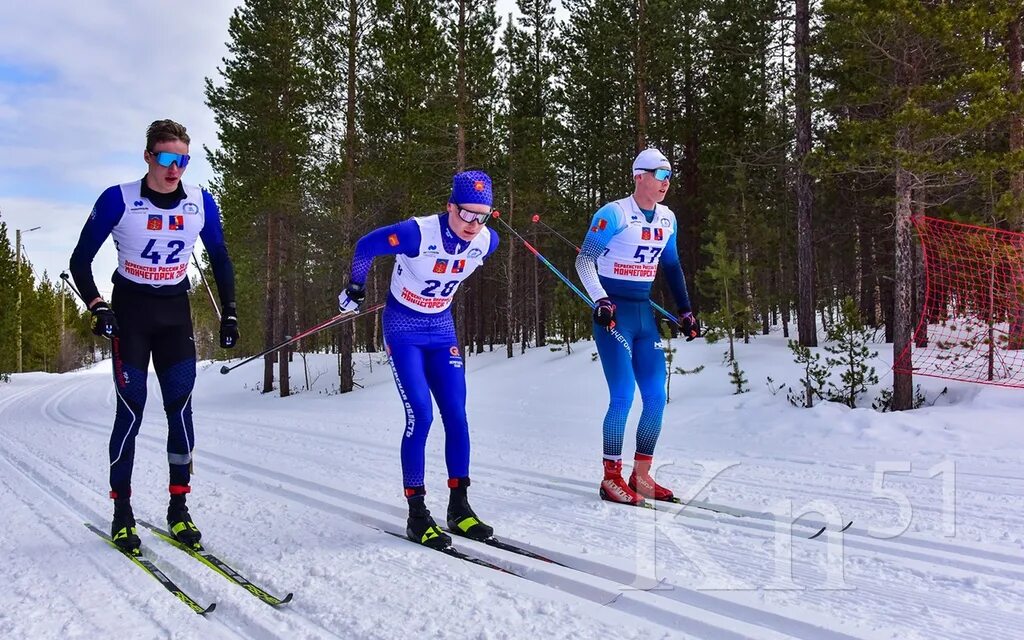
[
  {"xmin": 0, "ymin": 217, "xmax": 17, "ymax": 378},
  {"xmin": 786, "ymin": 339, "xmax": 829, "ymax": 408},
  {"xmin": 824, "ymin": 297, "xmax": 879, "ymax": 408},
  {"xmin": 697, "ymin": 230, "xmax": 757, "ymax": 362}
]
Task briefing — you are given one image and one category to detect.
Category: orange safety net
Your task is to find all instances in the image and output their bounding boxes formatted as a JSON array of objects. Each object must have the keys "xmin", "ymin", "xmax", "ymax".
[{"xmin": 895, "ymin": 216, "xmax": 1024, "ymax": 387}]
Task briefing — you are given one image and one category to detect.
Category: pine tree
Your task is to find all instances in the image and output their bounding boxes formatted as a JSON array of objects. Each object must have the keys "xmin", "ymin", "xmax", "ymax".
[
  {"xmin": 824, "ymin": 297, "xmax": 879, "ymax": 408},
  {"xmin": 206, "ymin": 0, "xmax": 335, "ymax": 396}
]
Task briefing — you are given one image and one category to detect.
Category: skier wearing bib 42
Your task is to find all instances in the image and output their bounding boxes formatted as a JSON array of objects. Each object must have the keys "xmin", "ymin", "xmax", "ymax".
[
  {"xmin": 69, "ymin": 120, "xmax": 237, "ymax": 553},
  {"xmin": 575, "ymin": 148, "xmax": 700, "ymax": 506},
  {"xmin": 337, "ymin": 170, "xmax": 500, "ymax": 549}
]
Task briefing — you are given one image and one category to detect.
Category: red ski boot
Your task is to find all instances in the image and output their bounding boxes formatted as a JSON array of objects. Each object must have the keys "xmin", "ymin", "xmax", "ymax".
[
  {"xmin": 599, "ymin": 459, "xmax": 646, "ymax": 506},
  {"xmin": 628, "ymin": 454, "xmax": 676, "ymax": 502}
]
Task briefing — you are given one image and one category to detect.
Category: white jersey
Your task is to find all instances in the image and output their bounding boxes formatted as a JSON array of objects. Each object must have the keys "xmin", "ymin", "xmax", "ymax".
[
  {"xmin": 596, "ymin": 196, "xmax": 676, "ymax": 282},
  {"xmin": 389, "ymin": 215, "xmax": 492, "ymax": 314},
  {"xmin": 111, "ymin": 180, "xmax": 206, "ymax": 287}
]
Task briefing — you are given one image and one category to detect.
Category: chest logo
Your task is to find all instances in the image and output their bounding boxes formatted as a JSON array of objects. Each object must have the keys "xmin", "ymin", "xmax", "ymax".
[
  {"xmin": 183, "ymin": 202, "xmax": 200, "ymax": 215},
  {"xmin": 654, "ymin": 228, "xmax": 664, "ymax": 241},
  {"xmin": 147, "ymin": 215, "xmax": 163, "ymax": 231},
  {"xmin": 433, "ymin": 259, "xmax": 449, "ymax": 273},
  {"xmin": 451, "ymin": 259, "xmax": 466, "ymax": 274},
  {"xmin": 642, "ymin": 227, "xmax": 651, "ymax": 241},
  {"xmin": 468, "ymin": 248, "xmax": 482, "ymax": 259},
  {"xmin": 169, "ymin": 215, "xmax": 185, "ymax": 231}
]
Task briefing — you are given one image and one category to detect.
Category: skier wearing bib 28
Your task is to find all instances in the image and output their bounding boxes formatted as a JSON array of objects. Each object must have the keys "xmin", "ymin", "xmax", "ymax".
[
  {"xmin": 575, "ymin": 148, "xmax": 700, "ymax": 506},
  {"xmin": 337, "ymin": 170, "xmax": 500, "ymax": 549},
  {"xmin": 69, "ymin": 120, "xmax": 238, "ymax": 553}
]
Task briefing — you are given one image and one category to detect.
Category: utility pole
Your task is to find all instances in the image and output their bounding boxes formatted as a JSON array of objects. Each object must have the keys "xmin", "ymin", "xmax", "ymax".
[{"xmin": 15, "ymin": 226, "xmax": 41, "ymax": 373}]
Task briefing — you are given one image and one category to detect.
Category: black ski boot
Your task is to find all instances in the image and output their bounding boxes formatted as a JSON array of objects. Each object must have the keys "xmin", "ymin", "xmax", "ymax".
[
  {"xmin": 167, "ymin": 486, "xmax": 202, "ymax": 548},
  {"xmin": 111, "ymin": 497, "xmax": 141, "ymax": 554},
  {"xmin": 446, "ymin": 477, "xmax": 493, "ymax": 541},
  {"xmin": 405, "ymin": 488, "xmax": 451, "ymax": 550}
]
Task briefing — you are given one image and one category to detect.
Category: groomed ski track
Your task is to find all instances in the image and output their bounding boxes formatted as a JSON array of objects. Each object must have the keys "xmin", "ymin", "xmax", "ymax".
[{"xmin": 2, "ymin": 341, "xmax": 1023, "ymax": 639}]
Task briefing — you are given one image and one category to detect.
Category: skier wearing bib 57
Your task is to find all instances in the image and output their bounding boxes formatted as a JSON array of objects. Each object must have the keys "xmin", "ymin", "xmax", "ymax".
[
  {"xmin": 575, "ymin": 148, "xmax": 700, "ymax": 506},
  {"xmin": 69, "ymin": 119, "xmax": 238, "ymax": 553},
  {"xmin": 337, "ymin": 170, "xmax": 500, "ymax": 549}
]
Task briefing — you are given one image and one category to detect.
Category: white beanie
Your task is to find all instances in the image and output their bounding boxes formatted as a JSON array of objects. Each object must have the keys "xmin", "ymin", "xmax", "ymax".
[{"xmin": 632, "ymin": 148, "xmax": 671, "ymax": 176}]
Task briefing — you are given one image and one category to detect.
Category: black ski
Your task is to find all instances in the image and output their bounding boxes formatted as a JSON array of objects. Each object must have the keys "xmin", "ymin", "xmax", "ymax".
[
  {"xmin": 85, "ymin": 523, "xmax": 215, "ymax": 615},
  {"xmin": 601, "ymin": 498, "xmax": 853, "ymax": 539},
  {"xmin": 138, "ymin": 520, "xmax": 293, "ymax": 607},
  {"xmin": 381, "ymin": 530, "xmax": 519, "ymax": 576},
  {"xmin": 684, "ymin": 499, "xmax": 854, "ymax": 538},
  {"xmin": 444, "ymin": 531, "xmax": 570, "ymax": 568}
]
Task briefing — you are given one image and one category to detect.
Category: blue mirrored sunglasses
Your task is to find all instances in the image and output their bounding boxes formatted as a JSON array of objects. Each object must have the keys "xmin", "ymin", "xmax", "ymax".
[
  {"xmin": 150, "ymin": 151, "xmax": 190, "ymax": 169},
  {"xmin": 457, "ymin": 207, "xmax": 491, "ymax": 225},
  {"xmin": 641, "ymin": 168, "xmax": 672, "ymax": 181}
]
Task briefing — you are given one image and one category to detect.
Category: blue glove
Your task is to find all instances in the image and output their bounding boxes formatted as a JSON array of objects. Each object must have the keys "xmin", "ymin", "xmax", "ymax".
[{"xmin": 338, "ymin": 282, "xmax": 365, "ymax": 313}]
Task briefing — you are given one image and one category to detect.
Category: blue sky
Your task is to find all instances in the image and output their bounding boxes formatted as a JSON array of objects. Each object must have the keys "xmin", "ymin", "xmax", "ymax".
[{"xmin": 0, "ymin": 0, "xmax": 524, "ymax": 302}]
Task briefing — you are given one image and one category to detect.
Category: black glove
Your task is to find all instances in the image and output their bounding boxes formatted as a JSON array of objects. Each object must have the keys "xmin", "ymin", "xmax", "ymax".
[
  {"xmin": 338, "ymin": 282, "xmax": 366, "ymax": 313},
  {"xmin": 679, "ymin": 311, "xmax": 700, "ymax": 341},
  {"xmin": 593, "ymin": 297, "xmax": 617, "ymax": 328},
  {"xmin": 220, "ymin": 304, "xmax": 239, "ymax": 349},
  {"xmin": 89, "ymin": 301, "xmax": 118, "ymax": 338}
]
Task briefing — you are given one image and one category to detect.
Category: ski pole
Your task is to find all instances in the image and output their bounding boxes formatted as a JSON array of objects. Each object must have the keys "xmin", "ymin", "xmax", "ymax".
[
  {"xmin": 59, "ymin": 271, "xmax": 85, "ymax": 305},
  {"xmin": 530, "ymin": 214, "xmax": 680, "ymax": 327},
  {"xmin": 191, "ymin": 254, "xmax": 221, "ymax": 320},
  {"xmin": 491, "ymin": 212, "xmax": 632, "ymax": 356},
  {"xmin": 219, "ymin": 302, "xmax": 385, "ymax": 375}
]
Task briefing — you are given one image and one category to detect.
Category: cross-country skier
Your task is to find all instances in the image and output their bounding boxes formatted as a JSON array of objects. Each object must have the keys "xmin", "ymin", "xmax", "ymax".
[
  {"xmin": 337, "ymin": 170, "xmax": 500, "ymax": 549},
  {"xmin": 574, "ymin": 148, "xmax": 700, "ymax": 506},
  {"xmin": 69, "ymin": 119, "xmax": 237, "ymax": 553}
]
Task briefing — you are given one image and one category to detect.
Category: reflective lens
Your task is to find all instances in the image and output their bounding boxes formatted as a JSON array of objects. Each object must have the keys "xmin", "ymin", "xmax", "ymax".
[
  {"xmin": 647, "ymin": 168, "xmax": 672, "ymax": 181},
  {"xmin": 457, "ymin": 207, "xmax": 490, "ymax": 225},
  {"xmin": 151, "ymin": 151, "xmax": 190, "ymax": 169}
]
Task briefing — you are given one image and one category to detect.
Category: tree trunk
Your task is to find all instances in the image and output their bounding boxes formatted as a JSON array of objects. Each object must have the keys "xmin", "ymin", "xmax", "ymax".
[
  {"xmin": 263, "ymin": 210, "xmax": 277, "ymax": 394},
  {"xmin": 913, "ymin": 199, "xmax": 928, "ymax": 348},
  {"xmin": 1009, "ymin": 11, "xmax": 1023, "ymax": 226},
  {"xmin": 634, "ymin": 0, "xmax": 648, "ymax": 152},
  {"xmin": 892, "ymin": 165, "xmax": 915, "ymax": 410},
  {"xmin": 795, "ymin": 0, "xmax": 817, "ymax": 347},
  {"xmin": 279, "ymin": 213, "xmax": 291, "ymax": 398},
  {"xmin": 455, "ymin": 0, "xmax": 467, "ymax": 170},
  {"xmin": 1007, "ymin": 12, "xmax": 1024, "ymax": 348},
  {"xmin": 339, "ymin": 0, "xmax": 360, "ymax": 393}
]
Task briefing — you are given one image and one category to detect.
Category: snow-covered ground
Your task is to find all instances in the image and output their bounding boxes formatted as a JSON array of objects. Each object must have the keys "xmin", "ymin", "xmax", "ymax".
[{"xmin": 1, "ymin": 334, "xmax": 1022, "ymax": 639}]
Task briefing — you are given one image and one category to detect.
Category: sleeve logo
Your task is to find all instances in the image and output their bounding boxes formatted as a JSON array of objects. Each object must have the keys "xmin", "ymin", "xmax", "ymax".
[{"xmin": 388, "ymin": 233, "xmax": 400, "ymax": 247}]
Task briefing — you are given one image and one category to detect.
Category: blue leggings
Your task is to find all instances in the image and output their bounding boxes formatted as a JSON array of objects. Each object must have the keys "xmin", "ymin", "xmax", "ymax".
[
  {"xmin": 593, "ymin": 299, "xmax": 667, "ymax": 459},
  {"xmin": 385, "ymin": 333, "xmax": 470, "ymax": 489}
]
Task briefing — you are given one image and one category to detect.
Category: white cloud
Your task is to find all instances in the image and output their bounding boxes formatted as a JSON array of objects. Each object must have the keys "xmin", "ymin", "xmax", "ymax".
[
  {"xmin": 0, "ymin": 0, "xmax": 540, "ymax": 302},
  {"xmin": 0, "ymin": 1, "xmax": 238, "ymax": 297}
]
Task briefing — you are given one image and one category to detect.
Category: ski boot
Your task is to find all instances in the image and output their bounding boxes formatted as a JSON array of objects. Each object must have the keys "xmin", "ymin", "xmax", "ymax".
[
  {"xmin": 627, "ymin": 453, "xmax": 676, "ymax": 502},
  {"xmin": 445, "ymin": 477, "xmax": 494, "ymax": 541},
  {"xmin": 599, "ymin": 459, "xmax": 646, "ymax": 506},
  {"xmin": 110, "ymin": 494, "xmax": 141, "ymax": 554},
  {"xmin": 167, "ymin": 485, "xmax": 202, "ymax": 548},
  {"xmin": 405, "ymin": 487, "xmax": 451, "ymax": 550}
]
